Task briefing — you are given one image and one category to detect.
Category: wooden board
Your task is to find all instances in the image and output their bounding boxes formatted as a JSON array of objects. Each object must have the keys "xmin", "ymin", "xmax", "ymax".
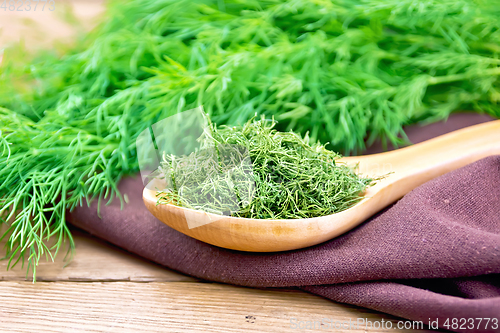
[
  {"xmin": 0, "ymin": 227, "xmax": 439, "ymax": 332},
  {"xmin": 0, "ymin": 0, "xmax": 105, "ymax": 50},
  {"xmin": 0, "ymin": 229, "xmax": 196, "ymax": 282},
  {"xmin": 0, "ymin": 280, "xmax": 434, "ymax": 333}
]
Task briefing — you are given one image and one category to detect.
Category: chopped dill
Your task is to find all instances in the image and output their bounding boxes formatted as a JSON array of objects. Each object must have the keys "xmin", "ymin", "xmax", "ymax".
[{"xmin": 157, "ymin": 118, "xmax": 374, "ymax": 219}]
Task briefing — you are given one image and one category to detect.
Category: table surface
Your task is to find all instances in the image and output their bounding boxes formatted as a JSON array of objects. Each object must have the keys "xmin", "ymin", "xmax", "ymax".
[
  {"xmin": 1, "ymin": 2, "xmax": 439, "ymax": 332},
  {"xmin": 1, "ymin": 228, "xmax": 437, "ymax": 332}
]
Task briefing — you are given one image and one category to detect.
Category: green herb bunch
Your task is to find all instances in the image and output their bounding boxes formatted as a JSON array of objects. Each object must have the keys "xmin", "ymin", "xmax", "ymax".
[
  {"xmin": 1, "ymin": 0, "xmax": 500, "ymax": 278},
  {"xmin": 157, "ymin": 118, "xmax": 374, "ymax": 219},
  {"xmin": 3, "ymin": 0, "xmax": 500, "ymax": 153},
  {"xmin": 0, "ymin": 107, "xmax": 126, "ymax": 278}
]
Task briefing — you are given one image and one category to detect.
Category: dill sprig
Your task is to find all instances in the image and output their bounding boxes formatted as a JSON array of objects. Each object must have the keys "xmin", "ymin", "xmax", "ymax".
[
  {"xmin": 157, "ymin": 118, "xmax": 374, "ymax": 219},
  {"xmin": 0, "ymin": 108, "xmax": 125, "ymax": 280}
]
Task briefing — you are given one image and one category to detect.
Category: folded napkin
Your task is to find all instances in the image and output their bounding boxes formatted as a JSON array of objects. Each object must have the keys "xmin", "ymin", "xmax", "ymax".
[{"xmin": 68, "ymin": 113, "xmax": 500, "ymax": 333}]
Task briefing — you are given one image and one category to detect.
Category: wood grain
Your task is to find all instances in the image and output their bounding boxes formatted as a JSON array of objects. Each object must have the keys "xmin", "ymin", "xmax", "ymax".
[
  {"xmin": 0, "ymin": 281, "xmax": 434, "ymax": 333},
  {"xmin": 0, "ymin": 230, "xmax": 442, "ymax": 332},
  {"xmin": 0, "ymin": 228, "xmax": 196, "ymax": 282},
  {"xmin": 0, "ymin": 0, "xmax": 105, "ymax": 50}
]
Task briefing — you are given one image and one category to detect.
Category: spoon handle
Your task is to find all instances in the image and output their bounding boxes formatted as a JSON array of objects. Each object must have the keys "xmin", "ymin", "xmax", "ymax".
[{"xmin": 343, "ymin": 120, "xmax": 500, "ymax": 202}]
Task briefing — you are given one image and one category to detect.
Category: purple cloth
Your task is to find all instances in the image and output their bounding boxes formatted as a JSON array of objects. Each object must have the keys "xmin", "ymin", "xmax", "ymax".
[{"xmin": 68, "ymin": 113, "xmax": 500, "ymax": 332}]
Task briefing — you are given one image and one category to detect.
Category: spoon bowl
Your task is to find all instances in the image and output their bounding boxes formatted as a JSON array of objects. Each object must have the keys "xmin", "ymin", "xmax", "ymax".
[{"xmin": 143, "ymin": 120, "xmax": 500, "ymax": 252}]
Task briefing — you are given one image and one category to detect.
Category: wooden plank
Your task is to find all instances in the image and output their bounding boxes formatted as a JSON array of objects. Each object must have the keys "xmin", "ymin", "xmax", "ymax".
[
  {"xmin": 0, "ymin": 0, "xmax": 105, "ymax": 50},
  {"xmin": 0, "ymin": 227, "xmax": 442, "ymax": 332},
  {"xmin": 0, "ymin": 228, "xmax": 197, "ymax": 282},
  {"xmin": 0, "ymin": 281, "xmax": 434, "ymax": 333}
]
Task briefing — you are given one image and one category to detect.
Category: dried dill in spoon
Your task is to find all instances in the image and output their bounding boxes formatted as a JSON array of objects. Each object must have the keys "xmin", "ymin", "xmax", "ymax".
[{"xmin": 156, "ymin": 117, "xmax": 374, "ymax": 219}]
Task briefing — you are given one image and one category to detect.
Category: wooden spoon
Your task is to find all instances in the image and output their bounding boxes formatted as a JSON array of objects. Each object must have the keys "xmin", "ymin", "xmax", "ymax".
[{"xmin": 143, "ymin": 120, "xmax": 500, "ymax": 252}]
